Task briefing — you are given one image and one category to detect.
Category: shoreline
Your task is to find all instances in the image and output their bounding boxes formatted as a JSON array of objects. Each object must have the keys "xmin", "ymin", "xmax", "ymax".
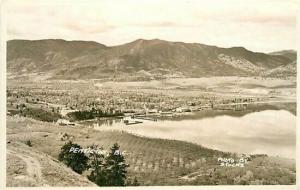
[{"xmin": 76, "ymin": 101, "xmax": 296, "ymax": 125}]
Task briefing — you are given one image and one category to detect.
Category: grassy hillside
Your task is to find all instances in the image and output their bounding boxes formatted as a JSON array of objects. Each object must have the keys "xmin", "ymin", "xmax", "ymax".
[
  {"xmin": 7, "ymin": 141, "xmax": 96, "ymax": 187},
  {"xmin": 7, "ymin": 116, "xmax": 295, "ymax": 186},
  {"xmin": 7, "ymin": 39, "xmax": 295, "ymax": 80}
]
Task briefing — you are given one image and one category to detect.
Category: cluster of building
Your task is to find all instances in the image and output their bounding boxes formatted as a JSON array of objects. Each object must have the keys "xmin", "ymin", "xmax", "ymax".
[{"xmin": 7, "ymin": 86, "xmax": 262, "ymax": 120}]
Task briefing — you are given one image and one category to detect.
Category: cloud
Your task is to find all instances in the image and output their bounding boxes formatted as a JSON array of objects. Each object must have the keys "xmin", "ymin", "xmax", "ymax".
[
  {"xmin": 5, "ymin": 0, "xmax": 297, "ymax": 52},
  {"xmin": 61, "ymin": 20, "xmax": 116, "ymax": 34},
  {"xmin": 234, "ymin": 15, "xmax": 296, "ymax": 27}
]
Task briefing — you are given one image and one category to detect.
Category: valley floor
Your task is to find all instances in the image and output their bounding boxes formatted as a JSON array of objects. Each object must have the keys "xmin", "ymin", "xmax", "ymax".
[{"xmin": 6, "ymin": 77, "xmax": 297, "ymax": 186}]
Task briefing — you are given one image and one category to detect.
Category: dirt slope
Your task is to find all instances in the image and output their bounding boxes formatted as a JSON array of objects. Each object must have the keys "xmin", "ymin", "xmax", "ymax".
[{"xmin": 7, "ymin": 141, "xmax": 96, "ymax": 187}]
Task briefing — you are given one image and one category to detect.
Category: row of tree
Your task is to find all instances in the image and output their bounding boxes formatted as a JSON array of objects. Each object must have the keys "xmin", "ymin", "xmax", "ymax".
[
  {"xmin": 67, "ymin": 108, "xmax": 124, "ymax": 121},
  {"xmin": 15, "ymin": 105, "xmax": 61, "ymax": 122},
  {"xmin": 58, "ymin": 141, "xmax": 139, "ymax": 186}
]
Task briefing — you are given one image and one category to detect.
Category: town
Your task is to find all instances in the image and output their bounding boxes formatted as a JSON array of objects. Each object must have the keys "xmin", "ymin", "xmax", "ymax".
[{"xmin": 7, "ymin": 79, "xmax": 269, "ymax": 126}]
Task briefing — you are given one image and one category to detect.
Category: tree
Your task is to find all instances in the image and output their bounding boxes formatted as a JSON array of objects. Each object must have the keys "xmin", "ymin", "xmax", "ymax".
[
  {"xmin": 87, "ymin": 145, "xmax": 107, "ymax": 186},
  {"xmin": 104, "ymin": 143, "xmax": 129, "ymax": 186},
  {"xmin": 58, "ymin": 141, "xmax": 88, "ymax": 174}
]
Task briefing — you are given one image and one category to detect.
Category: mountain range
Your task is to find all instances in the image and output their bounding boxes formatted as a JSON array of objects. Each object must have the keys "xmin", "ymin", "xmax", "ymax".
[{"xmin": 7, "ymin": 39, "xmax": 297, "ymax": 80}]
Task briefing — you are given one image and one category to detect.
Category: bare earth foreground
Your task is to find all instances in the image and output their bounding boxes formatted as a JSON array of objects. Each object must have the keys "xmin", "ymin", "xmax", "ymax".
[{"xmin": 6, "ymin": 117, "xmax": 96, "ymax": 186}]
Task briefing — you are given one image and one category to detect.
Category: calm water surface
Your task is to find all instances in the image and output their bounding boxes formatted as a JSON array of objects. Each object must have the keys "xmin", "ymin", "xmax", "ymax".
[{"xmin": 87, "ymin": 110, "xmax": 295, "ymax": 158}]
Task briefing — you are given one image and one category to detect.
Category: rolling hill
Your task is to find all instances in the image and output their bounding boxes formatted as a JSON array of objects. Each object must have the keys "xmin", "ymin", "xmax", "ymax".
[
  {"xmin": 269, "ymin": 50, "xmax": 297, "ymax": 61},
  {"xmin": 7, "ymin": 39, "xmax": 296, "ymax": 80}
]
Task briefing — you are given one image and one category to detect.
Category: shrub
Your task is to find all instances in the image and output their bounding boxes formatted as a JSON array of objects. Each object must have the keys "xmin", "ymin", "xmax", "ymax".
[
  {"xmin": 19, "ymin": 107, "xmax": 61, "ymax": 122},
  {"xmin": 25, "ymin": 140, "xmax": 32, "ymax": 147},
  {"xmin": 58, "ymin": 141, "xmax": 89, "ymax": 174}
]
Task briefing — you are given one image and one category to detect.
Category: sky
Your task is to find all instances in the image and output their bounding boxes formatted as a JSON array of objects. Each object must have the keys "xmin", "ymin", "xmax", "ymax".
[{"xmin": 5, "ymin": 0, "xmax": 298, "ymax": 53}]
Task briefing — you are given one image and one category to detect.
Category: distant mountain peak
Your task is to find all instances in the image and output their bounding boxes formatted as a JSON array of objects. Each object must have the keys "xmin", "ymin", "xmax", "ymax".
[
  {"xmin": 129, "ymin": 38, "xmax": 170, "ymax": 44},
  {"xmin": 269, "ymin": 50, "xmax": 296, "ymax": 55},
  {"xmin": 7, "ymin": 39, "xmax": 296, "ymax": 80},
  {"xmin": 268, "ymin": 50, "xmax": 297, "ymax": 62}
]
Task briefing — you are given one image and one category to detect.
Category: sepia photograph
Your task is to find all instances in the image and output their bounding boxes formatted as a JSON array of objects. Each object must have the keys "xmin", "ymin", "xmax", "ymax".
[{"xmin": 2, "ymin": 0, "xmax": 298, "ymax": 188}]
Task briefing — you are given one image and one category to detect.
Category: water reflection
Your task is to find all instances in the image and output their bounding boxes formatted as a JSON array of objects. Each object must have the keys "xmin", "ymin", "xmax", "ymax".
[
  {"xmin": 84, "ymin": 110, "xmax": 296, "ymax": 159},
  {"xmin": 82, "ymin": 118, "xmax": 123, "ymax": 127}
]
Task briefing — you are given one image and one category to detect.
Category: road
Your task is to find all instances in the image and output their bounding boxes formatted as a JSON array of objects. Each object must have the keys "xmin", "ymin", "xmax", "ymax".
[{"xmin": 7, "ymin": 149, "xmax": 47, "ymax": 186}]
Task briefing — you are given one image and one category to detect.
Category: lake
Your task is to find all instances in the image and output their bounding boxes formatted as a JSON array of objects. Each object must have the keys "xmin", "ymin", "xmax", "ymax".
[{"xmin": 88, "ymin": 110, "xmax": 296, "ymax": 158}]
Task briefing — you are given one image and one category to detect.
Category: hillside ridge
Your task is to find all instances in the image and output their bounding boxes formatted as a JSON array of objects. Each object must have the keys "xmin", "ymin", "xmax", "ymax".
[{"xmin": 7, "ymin": 39, "xmax": 296, "ymax": 80}]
